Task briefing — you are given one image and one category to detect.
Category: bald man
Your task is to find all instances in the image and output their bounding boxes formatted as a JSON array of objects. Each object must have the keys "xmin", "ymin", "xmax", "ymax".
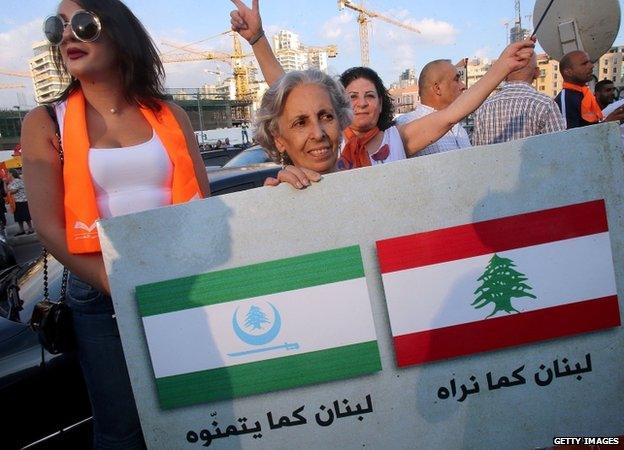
[
  {"xmin": 395, "ymin": 59, "xmax": 471, "ymax": 156},
  {"xmin": 555, "ymin": 50, "xmax": 624, "ymax": 128},
  {"xmin": 472, "ymin": 53, "xmax": 565, "ymax": 145}
]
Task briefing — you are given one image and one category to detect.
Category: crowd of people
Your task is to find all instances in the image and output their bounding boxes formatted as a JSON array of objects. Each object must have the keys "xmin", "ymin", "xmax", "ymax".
[
  {"xmin": 16, "ymin": 0, "xmax": 624, "ymax": 448},
  {"xmin": 231, "ymin": 0, "xmax": 624, "ymax": 189}
]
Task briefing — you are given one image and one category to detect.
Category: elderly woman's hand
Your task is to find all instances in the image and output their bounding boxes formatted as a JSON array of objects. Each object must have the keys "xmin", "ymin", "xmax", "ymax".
[
  {"xmin": 264, "ymin": 165, "xmax": 322, "ymax": 189},
  {"xmin": 230, "ymin": 0, "xmax": 263, "ymax": 44}
]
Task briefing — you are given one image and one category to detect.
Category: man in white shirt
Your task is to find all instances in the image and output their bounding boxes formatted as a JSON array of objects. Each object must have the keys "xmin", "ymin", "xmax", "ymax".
[{"xmin": 395, "ymin": 59, "xmax": 471, "ymax": 156}]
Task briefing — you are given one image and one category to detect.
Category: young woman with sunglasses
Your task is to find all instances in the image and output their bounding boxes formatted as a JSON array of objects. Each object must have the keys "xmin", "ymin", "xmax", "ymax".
[{"xmin": 21, "ymin": 0, "xmax": 210, "ymax": 448}]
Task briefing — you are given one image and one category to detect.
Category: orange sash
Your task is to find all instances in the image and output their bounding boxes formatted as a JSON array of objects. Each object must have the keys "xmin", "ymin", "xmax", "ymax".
[
  {"xmin": 562, "ymin": 81, "xmax": 604, "ymax": 123},
  {"xmin": 340, "ymin": 127, "xmax": 380, "ymax": 169},
  {"xmin": 63, "ymin": 89, "xmax": 202, "ymax": 254}
]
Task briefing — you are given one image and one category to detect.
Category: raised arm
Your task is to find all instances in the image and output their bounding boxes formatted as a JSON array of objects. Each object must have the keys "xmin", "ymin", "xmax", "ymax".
[
  {"xmin": 21, "ymin": 107, "xmax": 111, "ymax": 294},
  {"xmin": 399, "ymin": 38, "xmax": 536, "ymax": 156},
  {"xmin": 230, "ymin": 0, "xmax": 284, "ymax": 86}
]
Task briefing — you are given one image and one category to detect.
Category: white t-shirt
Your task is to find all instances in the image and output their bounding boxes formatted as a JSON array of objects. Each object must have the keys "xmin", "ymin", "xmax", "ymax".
[{"xmin": 338, "ymin": 126, "xmax": 406, "ymax": 169}]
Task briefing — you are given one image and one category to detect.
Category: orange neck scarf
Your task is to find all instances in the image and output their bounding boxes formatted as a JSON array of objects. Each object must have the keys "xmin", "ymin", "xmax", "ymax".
[
  {"xmin": 339, "ymin": 127, "xmax": 380, "ymax": 169},
  {"xmin": 63, "ymin": 89, "xmax": 202, "ymax": 254},
  {"xmin": 563, "ymin": 81, "xmax": 604, "ymax": 123}
]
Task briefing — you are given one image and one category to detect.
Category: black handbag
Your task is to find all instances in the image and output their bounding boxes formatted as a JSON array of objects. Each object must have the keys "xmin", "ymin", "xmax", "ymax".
[
  {"xmin": 29, "ymin": 105, "xmax": 74, "ymax": 354},
  {"xmin": 30, "ymin": 252, "xmax": 73, "ymax": 354}
]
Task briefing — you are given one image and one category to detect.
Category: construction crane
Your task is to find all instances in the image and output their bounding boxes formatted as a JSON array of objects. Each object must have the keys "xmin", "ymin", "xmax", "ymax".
[
  {"xmin": 161, "ymin": 32, "xmax": 254, "ymax": 101},
  {"xmin": 338, "ymin": 0, "xmax": 420, "ymax": 66},
  {"xmin": 0, "ymin": 84, "xmax": 25, "ymax": 90},
  {"xmin": 0, "ymin": 69, "xmax": 30, "ymax": 78},
  {"xmin": 301, "ymin": 44, "xmax": 339, "ymax": 58},
  {"xmin": 204, "ymin": 68, "xmax": 223, "ymax": 84}
]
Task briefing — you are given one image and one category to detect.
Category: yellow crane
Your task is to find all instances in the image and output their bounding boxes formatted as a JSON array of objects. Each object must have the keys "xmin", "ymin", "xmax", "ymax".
[
  {"xmin": 338, "ymin": 0, "xmax": 420, "ymax": 67},
  {"xmin": 0, "ymin": 69, "xmax": 30, "ymax": 78},
  {"xmin": 161, "ymin": 32, "xmax": 254, "ymax": 101},
  {"xmin": 0, "ymin": 83, "xmax": 25, "ymax": 90}
]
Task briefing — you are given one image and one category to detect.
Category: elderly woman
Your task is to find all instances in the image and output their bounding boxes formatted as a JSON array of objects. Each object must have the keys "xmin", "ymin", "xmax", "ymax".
[
  {"xmin": 255, "ymin": 69, "xmax": 352, "ymax": 186},
  {"xmin": 231, "ymin": 0, "xmax": 535, "ymax": 187}
]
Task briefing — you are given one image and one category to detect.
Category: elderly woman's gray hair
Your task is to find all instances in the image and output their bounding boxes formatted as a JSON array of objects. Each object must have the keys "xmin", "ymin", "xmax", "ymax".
[{"xmin": 254, "ymin": 69, "xmax": 353, "ymax": 162}]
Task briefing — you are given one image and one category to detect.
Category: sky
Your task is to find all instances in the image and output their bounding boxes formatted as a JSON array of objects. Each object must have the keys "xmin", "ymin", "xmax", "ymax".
[{"xmin": 1, "ymin": 0, "xmax": 624, "ymax": 108}]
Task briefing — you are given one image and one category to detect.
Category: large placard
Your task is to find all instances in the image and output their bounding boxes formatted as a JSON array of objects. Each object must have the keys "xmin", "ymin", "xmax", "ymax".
[{"xmin": 99, "ymin": 123, "xmax": 624, "ymax": 449}]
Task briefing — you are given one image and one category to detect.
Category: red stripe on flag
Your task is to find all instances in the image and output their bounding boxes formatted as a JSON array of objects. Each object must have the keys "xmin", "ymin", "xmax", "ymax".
[
  {"xmin": 377, "ymin": 200, "xmax": 608, "ymax": 274},
  {"xmin": 393, "ymin": 295, "xmax": 620, "ymax": 367}
]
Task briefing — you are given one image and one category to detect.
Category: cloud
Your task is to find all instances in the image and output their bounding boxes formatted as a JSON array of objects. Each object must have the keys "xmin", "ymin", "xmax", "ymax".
[
  {"xmin": 321, "ymin": 12, "xmax": 352, "ymax": 40},
  {"xmin": 319, "ymin": 13, "xmax": 359, "ymax": 67},
  {"xmin": 411, "ymin": 18, "xmax": 457, "ymax": 45},
  {"xmin": 364, "ymin": 10, "xmax": 457, "ymax": 80},
  {"xmin": 382, "ymin": 9, "xmax": 458, "ymax": 45},
  {"xmin": 474, "ymin": 46, "xmax": 492, "ymax": 60}
]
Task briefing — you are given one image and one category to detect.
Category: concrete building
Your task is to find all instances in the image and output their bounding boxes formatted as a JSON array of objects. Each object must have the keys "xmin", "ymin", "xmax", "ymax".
[
  {"xmin": 594, "ymin": 45, "xmax": 624, "ymax": 90},
  {"xmin": 306, "ymin": 49, "xmax": 329, "ymax": 73},
  {"xmin": 398, "ymin": 68, "xmax": 417, "ymax": 88},
  {"xmin": 216, "ymin": 78, "xmax": 237, "ymax": 101},
  {"xmin": 273, "ymin": 30, "xmax": 301, "ymax": 53},
  {"xmin": 534, "ymin": 53, "xmax": 562, "ymax": 98},
  {"xmin": 457, "ymin": 58, "xmax": 494, "ymax": 89},
  {"xmin": 509, "ymin": 24, "xmax": 530, "ymax": 44},
  {"xmin": 28, "ymin": 40, "xmax": 68, "ymax": 104},
  {"xmin": 388, "ymin": 83, "xmax": 420, "ymax": 115},
  {"xmin": 271, "ymin": 30, "xmax": 333, "ymax": 73},
  {"xmin": 273, "ymin": 30, "xmax": 307, "ymax": 72}
]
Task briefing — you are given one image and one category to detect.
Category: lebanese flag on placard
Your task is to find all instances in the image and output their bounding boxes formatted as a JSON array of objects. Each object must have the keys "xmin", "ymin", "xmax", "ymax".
[{"xmin": 376, "ymin": 200, "xmax": 621, "ymax": 368}]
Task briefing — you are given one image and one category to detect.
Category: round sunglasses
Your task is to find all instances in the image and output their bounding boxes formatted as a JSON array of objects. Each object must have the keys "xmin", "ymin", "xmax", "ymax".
[{"xmin": 43, "ymin": 10, "xmax": 102, "ymax": 46}]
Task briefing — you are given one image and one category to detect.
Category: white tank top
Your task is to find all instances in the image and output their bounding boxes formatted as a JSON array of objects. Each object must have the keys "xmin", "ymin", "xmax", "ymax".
[
  {"xmin": 339, "ymin": 125, "xmax": 407, "ymax": 166},
  {"xmin": 55, "ymin": 101, "xmax": 174, "ymax": 219}
]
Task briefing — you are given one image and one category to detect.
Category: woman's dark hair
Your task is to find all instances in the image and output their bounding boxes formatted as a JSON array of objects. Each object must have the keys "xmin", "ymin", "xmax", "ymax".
[
  {"xmin": 50, "ymin": 0, "xmax": 167, "ymax": 110},
  {"xmin": 339, "ymin": 66, "xmax": 395, "ymax": 131}
]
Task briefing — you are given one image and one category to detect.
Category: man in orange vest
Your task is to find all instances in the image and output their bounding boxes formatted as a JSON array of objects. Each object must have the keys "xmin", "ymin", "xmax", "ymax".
[{"xmin": 555, "ymin": 50, "xmax": 624, "ymax": 128}]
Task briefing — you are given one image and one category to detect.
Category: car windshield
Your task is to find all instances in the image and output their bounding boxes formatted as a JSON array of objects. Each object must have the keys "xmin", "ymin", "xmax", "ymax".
[{"xmin": 223, "ymin": 147, "xmax": 271, "ymax": 168}]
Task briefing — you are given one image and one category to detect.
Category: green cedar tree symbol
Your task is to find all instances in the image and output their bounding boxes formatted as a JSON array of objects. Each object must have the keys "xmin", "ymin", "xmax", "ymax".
[
  {"xmin": 244, "ymin": 305, "xmax": 270, "ymax": 330},
  {"xmin": 472, "ymin": 254, "xmax": 537, "ymax": 318}
]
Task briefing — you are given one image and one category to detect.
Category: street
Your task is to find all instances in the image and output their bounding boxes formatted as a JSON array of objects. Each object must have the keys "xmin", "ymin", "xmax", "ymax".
[{"xmin": 4, "ymin": 213, "xmax": 43, "ymax": 265}]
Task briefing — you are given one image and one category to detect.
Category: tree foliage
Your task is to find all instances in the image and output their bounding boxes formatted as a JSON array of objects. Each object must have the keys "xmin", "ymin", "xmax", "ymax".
[
  {"xmin": 473, "ymin": 254, "xmax": 536, "ymax": 318},
  {"xmin": 244, "ymin": 305, "xmax": 271, "ymax": 330}
]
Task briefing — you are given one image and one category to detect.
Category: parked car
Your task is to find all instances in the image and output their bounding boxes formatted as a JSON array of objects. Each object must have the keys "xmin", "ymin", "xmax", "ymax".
[
  {"xmin": 0, "ymin": 237, "xmax": 92, "ymax": 449},
  {"xmin": 205, "ymin": 145, "xmax": 278, "ymax": 172},
  {"xmin": 0, "ymin": 162, "xmax": 281, "ymax": 449},
  {"xmin": 207, "ymin": 146, "xmax": 280, "ymax": 195}
]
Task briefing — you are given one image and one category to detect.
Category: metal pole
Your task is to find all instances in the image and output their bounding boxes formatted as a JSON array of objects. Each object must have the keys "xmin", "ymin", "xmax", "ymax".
[
  {"xmin": 14, "ymin": 106, "xmax": 22, "ymax": 126},
  {"xmin": 197, "ymin": 90, "xmax": 204, "ymax": 143}
]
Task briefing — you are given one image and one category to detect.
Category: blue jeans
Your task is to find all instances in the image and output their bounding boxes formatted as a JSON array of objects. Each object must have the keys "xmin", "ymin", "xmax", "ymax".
[{"xmin": 66, "ymin": 274, "xmax": 145, "ymax": 450}]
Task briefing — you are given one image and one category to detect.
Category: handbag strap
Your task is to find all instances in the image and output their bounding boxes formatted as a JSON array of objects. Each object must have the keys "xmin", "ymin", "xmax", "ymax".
[
  {"xmin": 41, "ymin": 104, "xmax": 69, "ymax": 302},
  {"xmin": 44, "ymin": 104, "xmax": 64, "ymax": 163}
]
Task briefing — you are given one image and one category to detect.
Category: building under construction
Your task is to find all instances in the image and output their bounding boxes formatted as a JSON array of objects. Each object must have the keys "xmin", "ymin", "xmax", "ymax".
[{"xmin": 166, "ymin": 88, "xmax": 253, "ymax": 130}]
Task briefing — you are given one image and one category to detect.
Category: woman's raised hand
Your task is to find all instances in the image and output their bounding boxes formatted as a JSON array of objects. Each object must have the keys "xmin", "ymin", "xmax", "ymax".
[
  {"xmin": 264, "ymin": 165, "xmax": 322, "ymax": 190},
  {"xmin": 230, "ymin": 0, "xmax": 262, "ymax": 43}
]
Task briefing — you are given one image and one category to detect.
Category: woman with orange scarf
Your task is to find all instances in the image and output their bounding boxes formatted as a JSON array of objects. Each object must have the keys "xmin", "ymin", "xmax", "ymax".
[
  {"xmin": 20, "ymin": 0, "xmax": 209, "ymax": 447},
  {"xmin": 230, "ymin": 0, "xmax": 535, "ymax": 186}
]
